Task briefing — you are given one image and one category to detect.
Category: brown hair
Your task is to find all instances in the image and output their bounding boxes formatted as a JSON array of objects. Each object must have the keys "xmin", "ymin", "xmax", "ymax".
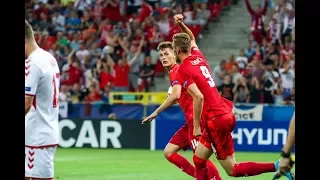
[
  {"xmin": 157, "ymin": 41, "xmax": 173, "ymax": 51},
  {"xmin": 172, "ymin": 33, "xmax": 191, "ymax": 53},
  {"xmin": 25, "ymin": 20, "xmax": 34, "ymax": 40}
]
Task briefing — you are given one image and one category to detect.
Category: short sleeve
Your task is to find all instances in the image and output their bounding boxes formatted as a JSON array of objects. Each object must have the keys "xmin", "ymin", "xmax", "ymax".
[
  {"xmin": 178, "ymin": 66, "xmax": 195, "ymax": 89},
  {"xmin": 25, "ymin": 60, "xmax": 42, "ymax": 96},
  {"xmin": 169, "ymin": 71, "xmax": 181, "ymax": 87},
  {"xmin": 191, "ymin": 46, "xmax": 204, "ymax": 56}
]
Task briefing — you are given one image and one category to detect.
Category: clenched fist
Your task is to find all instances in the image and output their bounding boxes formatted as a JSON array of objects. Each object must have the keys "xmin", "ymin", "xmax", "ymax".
[{"xmin": 173, "ymin": 14, "xmax": 184, "ymax": 24}]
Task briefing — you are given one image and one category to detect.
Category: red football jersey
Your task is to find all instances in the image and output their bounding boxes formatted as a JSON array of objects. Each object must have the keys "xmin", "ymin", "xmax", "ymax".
[
  {"xmin": 169, "ymin": 64, "xmax": 194, "ymax": 123},
  {"xmin": 177, "ymin": 47, "xmax": 233, "ymax": 117}
]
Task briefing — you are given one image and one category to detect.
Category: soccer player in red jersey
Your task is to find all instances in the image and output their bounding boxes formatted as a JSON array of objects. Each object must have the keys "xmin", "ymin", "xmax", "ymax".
[
  {"xmin": 172, "ymin": 14, "xmax": 292, "ymax": 180},
  {"xmin": 142, "ymin": 42, "xmax": 221, "ymax": 179}
]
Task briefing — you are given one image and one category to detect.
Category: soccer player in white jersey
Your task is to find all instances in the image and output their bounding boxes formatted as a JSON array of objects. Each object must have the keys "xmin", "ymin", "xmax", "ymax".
[{"xmin": 25, "ymin": 20, "xmax": 60, "ymax": 180}]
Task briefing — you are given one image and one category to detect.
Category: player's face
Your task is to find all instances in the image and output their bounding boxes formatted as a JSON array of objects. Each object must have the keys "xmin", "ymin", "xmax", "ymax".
[{"xmin": 159, "ymin": 48, "xmax": 175, "ymax": 67}]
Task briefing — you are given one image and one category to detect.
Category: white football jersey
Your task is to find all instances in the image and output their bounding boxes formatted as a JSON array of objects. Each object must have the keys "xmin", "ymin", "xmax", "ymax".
[{"xmin": 25, "ymin": 48, "xmax": 60, "ymax": 147}]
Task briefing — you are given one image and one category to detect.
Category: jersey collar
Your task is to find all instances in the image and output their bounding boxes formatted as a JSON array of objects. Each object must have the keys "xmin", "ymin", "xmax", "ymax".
[{"xmin": 170, "ymin": 64, "xmax": 177, "ymax": 70}]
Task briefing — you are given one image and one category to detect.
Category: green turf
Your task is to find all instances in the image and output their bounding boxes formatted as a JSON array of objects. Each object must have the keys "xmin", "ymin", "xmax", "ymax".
[{"xmin": 55, "ymin": 148, "xmax": 293, "ymax": 180}]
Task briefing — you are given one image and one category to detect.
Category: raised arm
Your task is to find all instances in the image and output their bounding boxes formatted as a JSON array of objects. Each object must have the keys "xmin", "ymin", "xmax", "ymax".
[
  {"xmin": 261, "ymin": 0, "xmax": 268, "ymax": 15},
  {"xmin": 173, "ymin": 14, "xmax": 198, "ymax": 48},
  {"xmin": 244, "ymin": 0, "xmax": 255, "ymax": 15}
]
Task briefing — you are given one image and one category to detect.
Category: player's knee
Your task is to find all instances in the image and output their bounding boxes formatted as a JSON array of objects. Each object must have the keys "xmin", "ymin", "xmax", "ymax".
[
  {"xmin": 163, "ymin": 147, "xmax": 175, "ymax": 158},
  {"xmin": 163, "ymin": 144, "xmax": 179, "ymax": 158}
]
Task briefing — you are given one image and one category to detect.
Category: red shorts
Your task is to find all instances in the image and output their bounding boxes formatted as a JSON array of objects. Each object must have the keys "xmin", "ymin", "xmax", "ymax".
[
  {"xmin": 199, "ymin": 111, "xmax": 236, "ymax": 160},
  {"xmin": 169, "ymin": 122, "xmax": 205, "ymax": 152},
  {"xmin": 169, "ymin": 123, "xmax": 191, "ymax": 151}
]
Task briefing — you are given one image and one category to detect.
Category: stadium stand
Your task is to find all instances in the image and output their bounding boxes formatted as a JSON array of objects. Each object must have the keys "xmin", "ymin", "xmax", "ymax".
[{"xmin": 25, "ymin": 0, "xmax": 294, "ymax": 105}]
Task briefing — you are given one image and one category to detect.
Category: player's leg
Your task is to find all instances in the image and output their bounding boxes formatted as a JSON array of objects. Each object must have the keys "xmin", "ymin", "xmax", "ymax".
[
  {"xmin": 219, "ymin": 153, "xmax": 279, "ymax": 177},
  {"xmin": 189, "ymin": 133, "xmax": 222, "ymax": 180},
  {"xmin": 192, "ymin": 129, "xmax": 214, "ymax": 180},
  {"xmin": 165, "ymin": 124, "xmax": 195, "ymax": 177},
  {"xmin": 213, "ymin": 112, "xmax": 285, "ymax": 178},
  {"xmin": 206, "ymin": 159, "xmax": 222, "ymax": 180},
  {"xmin": 25, "ymin": 146, "xmax": 57, "ymax": 180}
]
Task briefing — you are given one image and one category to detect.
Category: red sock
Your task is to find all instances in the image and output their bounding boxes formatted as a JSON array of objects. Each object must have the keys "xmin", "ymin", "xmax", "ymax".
[
  {"xmin": 232, "ymin": 162, "xmax": 275, "ymax": 177},
  {"xmin": 193, "ymin": 155, "xmax": 210, "ymax": 180},
  {"xmin": 167, "ymin": 153, "xmax": 195, "ymax": 177},
  {"xmin": 206, "ymin": 160, "xmax": 222, "ymax": 180}
]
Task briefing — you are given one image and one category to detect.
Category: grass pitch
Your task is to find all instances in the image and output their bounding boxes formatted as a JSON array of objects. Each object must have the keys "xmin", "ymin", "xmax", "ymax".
[{"xmin": 55, "ymin": 148, "xmax": 293, "ymax": 180}]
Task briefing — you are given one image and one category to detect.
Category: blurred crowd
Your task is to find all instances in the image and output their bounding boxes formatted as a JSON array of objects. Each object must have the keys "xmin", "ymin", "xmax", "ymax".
[
  {"xmin": 25, "ymin": 0, "xmax": 229, "ymax": 105},
  {"xmin": 25, "ymin": 0, "xmax": 294, "ymax": 106},
  {"xmin": 213, "ymin": 0, "xmax": 295, "ymax": 105}
]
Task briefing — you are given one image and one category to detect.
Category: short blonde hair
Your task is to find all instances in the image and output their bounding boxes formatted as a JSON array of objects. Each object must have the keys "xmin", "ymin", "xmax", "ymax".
[
  {"xmin": 172, "ymin": 33, "xmax": 191, "ymax": 53},
  {"xmin": 25, "ymin": 20, "xmax": 34, "ymax": 40}
]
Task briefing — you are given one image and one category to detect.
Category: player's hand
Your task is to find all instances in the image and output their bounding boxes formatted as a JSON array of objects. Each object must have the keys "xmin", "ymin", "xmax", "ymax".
[
  {"xmin": 193, "ymin": 126, "xmax": 202, "ymax": 137},
  {"xmin": 278, "ymin": 157, "xmax": 292, "ymax": 174},
  {"xmin": 173, "ymin": 14, "xmax": 184, "ymax": 24},
  {"xmin": 142, "ymin": 112, "xmax": 158, "ymax": 124}
]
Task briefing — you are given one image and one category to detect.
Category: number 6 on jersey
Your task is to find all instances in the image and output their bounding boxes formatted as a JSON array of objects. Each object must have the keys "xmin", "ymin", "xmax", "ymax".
[{"xmin": 200, "ymin": 66, "xmax": 215, "ymax": 87}]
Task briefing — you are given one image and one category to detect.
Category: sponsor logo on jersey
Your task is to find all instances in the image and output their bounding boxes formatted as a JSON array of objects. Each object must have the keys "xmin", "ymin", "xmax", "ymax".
[
  {"xmin": 171, "ymin": 80, "xmax": 179, "ymax": 86},
  {"xmin": 183, "ymin": 81, "xmax": 188, "ymax": 88},
  {"xmin": 25, "ymin": 87, "xmax": 31, "ymax": 91}
]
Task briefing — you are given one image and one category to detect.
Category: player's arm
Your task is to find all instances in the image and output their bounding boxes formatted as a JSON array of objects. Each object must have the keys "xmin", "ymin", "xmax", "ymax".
[
  {"xmin": 141, "ymin": 83, "xmax": 181, "ymax": 124},
  {"xmin": 154, "ymin": 84, "xmax": 181, "ymax": 114},
  {"xmin": 174, "ymin": 14, "xmax": 198, "ymax": 48},
  {"xmin": 179, "ymin": 68, "xmax": 203, "ymax": 134},
  {"xmin": 25, "ymin": 96, "xmax": 33, "ymax": 116},
  {"xmin": 261, "ymin": 0, "xmax": 268, "ymax": 15},
  {"xmin": 187, "ymin": 84, "xmax": 204, "ymax": 134},
  {"xmin": 25, "ymin": 61, "xmax": 42, "ymax": 116},
  {"xmin": 282, "ymin": 114, "xmax": 295, "ymax": 154}
]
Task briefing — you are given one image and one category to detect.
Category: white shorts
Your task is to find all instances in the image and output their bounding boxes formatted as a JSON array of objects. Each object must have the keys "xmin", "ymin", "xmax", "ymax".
[{"xmin": 25, "ymin": 146, "xmax": 57, "ymax": 179}]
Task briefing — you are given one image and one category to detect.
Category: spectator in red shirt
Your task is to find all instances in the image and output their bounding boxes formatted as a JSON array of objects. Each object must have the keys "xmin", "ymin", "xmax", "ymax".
[
  {"xmin": 99, "ymin": 64, "xmax": 114, "ymax": 90},
  {"xmin": 102, "ymin": 0, "xmax": 121, "ymax": 22},
  {"xmin": 62, "ymin": 61, "xmax": 83, "ymax": 86},
  {"xmin": 244, "ymin": 0, "xmax": 268, "ymax": 45},
  {"xmin": 110, "ymin": 56, "xmax": 130, "ymax": 92},
  {"xmin": 35, "ymin": 2, "xmax": 49, "ymax": 20},
  {"xmin": 85, "ymin": 84, "xmax": 102, "ymax": 102},
  {"xmin": 139, "ymin": 1, "xmax": 153, "ymax": 22},
  {"xmin": 109, "ymin": 49, "xmax": 142, "ymax": 92}
]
